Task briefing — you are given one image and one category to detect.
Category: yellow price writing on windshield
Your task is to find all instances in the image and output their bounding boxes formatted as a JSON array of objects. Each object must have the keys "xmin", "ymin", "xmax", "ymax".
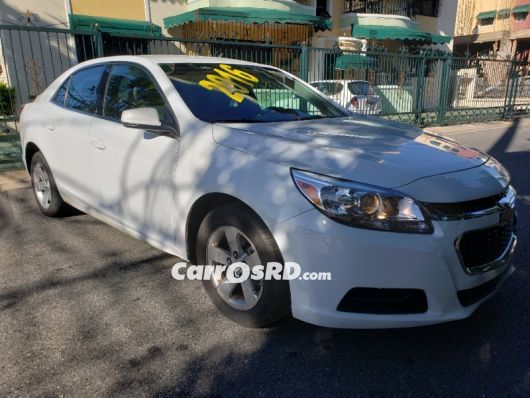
[{"xmin": 199, "ymin": 64, "xmax": 259, "ymax": 103}]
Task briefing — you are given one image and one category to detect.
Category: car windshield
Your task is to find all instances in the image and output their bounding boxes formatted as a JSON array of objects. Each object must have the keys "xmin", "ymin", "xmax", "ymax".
[{"xmin": 160, "ymin": 63, "xmax": 348, "ymax": 123}]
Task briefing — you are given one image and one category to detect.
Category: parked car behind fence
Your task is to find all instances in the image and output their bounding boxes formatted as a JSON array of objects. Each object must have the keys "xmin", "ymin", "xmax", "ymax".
[{"xmin": 310, "ymin": 79, "xmax": 382, "ymax": 114}]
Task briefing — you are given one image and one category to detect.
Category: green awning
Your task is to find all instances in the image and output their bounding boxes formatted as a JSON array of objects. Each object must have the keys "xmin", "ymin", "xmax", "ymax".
[
  {"xmin": 164, "ymin": 7, "xmax": 331, "ymax": 31},
  {"xmin": 513, "ymin": 5, "xmax": 530, "ymax": 13},
  {"xmin": 497, "ymin": 9, "xmax": 511, "ymax": 17},
  {"xmin": 352, "ymin": 25, "xmax": 450, "ymax": 43},
  {"xmin": 477, "ymin": 11, "xmax": 496, "ymax": 20},
  {"xmin": 69, "ymin": 14, "xmax": 162, "ymax": 37},
  {"xmin": 431, "ymin": 34, "xmax": 452, "ymax": 44},
  {"xmin": 335, "ymin": 54, "xmax": 376, "ymax": 70}
]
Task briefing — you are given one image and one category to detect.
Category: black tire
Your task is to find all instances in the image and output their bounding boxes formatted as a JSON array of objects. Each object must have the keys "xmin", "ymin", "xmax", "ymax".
[
  {"xmin": 196, "ymin": 203, "xmax": 291, "ymax": 328},
  {"xmin": 30, "ymin": 151, "xmax": 66, "ymax": 217}
]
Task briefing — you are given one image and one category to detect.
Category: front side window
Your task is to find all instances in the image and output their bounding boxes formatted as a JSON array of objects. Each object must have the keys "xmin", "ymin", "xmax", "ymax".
[
  {"xmin": 161, "ymin": 63, "xmax": 348, "ymax": 123},
  {"xmin": 103, "ymin": 64, "xmax": 170, "ymax": 123},
  {"xmin": 63, "ymin": 65, "xmax": 106, "ymax": 113}
]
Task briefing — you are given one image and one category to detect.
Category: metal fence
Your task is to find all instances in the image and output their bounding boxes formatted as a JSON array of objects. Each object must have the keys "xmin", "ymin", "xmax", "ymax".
[{"xmin": 1, "ymin": 24, "xmax": 529, "ymax": 134}]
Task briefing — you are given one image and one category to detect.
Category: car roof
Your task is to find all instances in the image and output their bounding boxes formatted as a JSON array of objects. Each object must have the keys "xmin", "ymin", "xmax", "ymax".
[
  {"xmin": 40, "ymin": 54, "xmax": 287, "ymax": 101},
  {"xmin": 77, "ymin": 54, "xmax": 268, "ymax": 68}
]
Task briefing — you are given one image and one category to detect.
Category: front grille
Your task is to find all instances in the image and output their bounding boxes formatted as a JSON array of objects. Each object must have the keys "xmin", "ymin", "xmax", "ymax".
[
  {"xmin": 422, "ymin": 190, "xmax": 508, "ymax": 220},
  {"xmin": 424, "ymin": 191, "xmax": 506, "ymax": 218},
  {"xmin": 457, "ymin": 215, "xmax": 515, "ymax": 272}
]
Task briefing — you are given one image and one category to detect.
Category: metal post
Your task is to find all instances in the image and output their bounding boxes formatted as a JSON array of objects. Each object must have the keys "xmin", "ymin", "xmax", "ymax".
[
  {"xmin": 414, "ymin": 51, "xmax": 427, "ymax": 125},
  {"xmin": 94, "ymin": 26, "xmax": 104, "ymax": 58},
  {"xmin": 0, "ymin": 89, "xmax": 8, "ymax": 133},
  {"xmin": 509, "ymin": 60, "xmax": 521, "ymax": 117},
  {"xmin": 503, "ymin": 60, "xmax": 519, "ymax": 119},
  {"xmin": 300, "ymin": 44, "xmax": 308, "ymax": 82},
  {"xmin": 437, "ymin": 55, "xmax": 451, "ymax": 125}
]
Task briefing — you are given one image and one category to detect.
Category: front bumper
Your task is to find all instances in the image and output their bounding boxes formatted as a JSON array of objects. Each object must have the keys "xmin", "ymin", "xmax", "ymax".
[{"xmin": 272, "ymin": 209, "xmax": 515, "ymax": 329}]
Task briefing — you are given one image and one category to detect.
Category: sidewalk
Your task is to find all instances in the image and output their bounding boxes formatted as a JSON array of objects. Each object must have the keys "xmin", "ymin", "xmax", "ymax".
[
  {"xmin": 0, "ymin": 125, "xmax": 23, "ymax": 171},
  {"xmin": 0, "ymin": 169, "xmax": 30, "ymax": 192},
  {"xmin": 425, "ymin": 118, "xmax": 530, "ymax": 136}
]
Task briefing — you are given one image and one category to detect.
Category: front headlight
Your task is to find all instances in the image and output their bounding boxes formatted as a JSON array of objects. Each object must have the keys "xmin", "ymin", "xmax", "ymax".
[{"xmin": 291, "ymin": 169, "xmax": 432, "ymax": 234}]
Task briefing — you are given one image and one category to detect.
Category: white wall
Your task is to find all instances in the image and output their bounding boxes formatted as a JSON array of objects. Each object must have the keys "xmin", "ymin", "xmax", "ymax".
[
  {"xmin": 436, "ymin": 0, "xmax": 459, "ymax": 51},
  {"xmin": 0, "ymin": 0, "xmax": 69, "ymax": 28},
  {"xmin": 0, "ymin": 0, "xmax": 74, "ymax": 108},
  {"xmin": 148, "ymin": 0, "xmax": 187, "ymax": 35}
]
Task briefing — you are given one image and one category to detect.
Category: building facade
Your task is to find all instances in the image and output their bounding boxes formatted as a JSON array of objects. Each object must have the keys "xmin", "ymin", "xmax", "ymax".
[
  {"xmin": 163, "ymin": 0, "xmax": 331, "ymax": 46},
  {"xmin": 453, "ymin": 0, "xmax": 530, "ymax": 61},
  {"xmin": 1, "ymin": 0, "xmax": 460, "ymax": 109},
  {"xmin": 313, "ymin": 0, "xmax": 455, "ymax": 53},
  {"xmin": 161, "ymin": 1, "xmax": 455, "ymax": 52}
]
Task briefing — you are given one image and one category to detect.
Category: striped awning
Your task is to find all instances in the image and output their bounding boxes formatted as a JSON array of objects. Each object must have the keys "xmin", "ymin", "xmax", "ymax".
[
  {"xmin": 477, "ymin": 11, "xmax": 496, "ymax": 20},
  {"xmin": 164, "ymin": 7, "xmax": 332, "ymax": 31},
  {"xmin": 352, "ymin": 25, "xmax": 450, "ymax": 43},
  {"xmin": 69, "ymin": 14, "xmax": 162, "ymax": 37},
  {"xmin": 513, "ymin": 5, "xmax": 530, "ymax": 14},
  {"xmin": 335, "ymin": 54, "xmax": 376, "ymax": 70}
]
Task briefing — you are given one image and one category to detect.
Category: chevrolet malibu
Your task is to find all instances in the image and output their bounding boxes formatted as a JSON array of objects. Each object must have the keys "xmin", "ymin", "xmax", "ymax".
[{"xmin": 20, "ymin": 56, "xmax": 517, "ymax": 328}]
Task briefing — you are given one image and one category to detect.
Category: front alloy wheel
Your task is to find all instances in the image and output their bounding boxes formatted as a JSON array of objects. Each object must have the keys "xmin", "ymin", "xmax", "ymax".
[
  {"xmin": 196, "ymin": 203, "xmax": 291, "ymax": 328},
  {"xmin": 206, "ymin": 226, "xmax": 263, "ymax": 311}
]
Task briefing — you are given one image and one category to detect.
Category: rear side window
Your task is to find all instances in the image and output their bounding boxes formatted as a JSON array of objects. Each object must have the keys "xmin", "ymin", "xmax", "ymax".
[
  {"xmin": 59, "ymin": 65, "xmax": 106, "ymax": 113},
  {"xmin": 52, "ymin": 81, "xmax": 68, "ymax": 106}
]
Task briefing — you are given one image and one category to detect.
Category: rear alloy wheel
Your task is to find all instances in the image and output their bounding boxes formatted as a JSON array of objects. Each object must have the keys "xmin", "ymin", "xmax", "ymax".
[
  {"xmin": 196, "ymin": 203, "xmax": 291, "ymax": 328},
  {"xmin": 30, "ymin": 152, "xmax": 66, "ymax": 217}
]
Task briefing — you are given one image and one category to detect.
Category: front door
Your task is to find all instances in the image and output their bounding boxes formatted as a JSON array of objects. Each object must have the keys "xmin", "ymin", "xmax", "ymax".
[{"xmin": 89, "ymin": 63, "xmax": 180, "ymax": 246}]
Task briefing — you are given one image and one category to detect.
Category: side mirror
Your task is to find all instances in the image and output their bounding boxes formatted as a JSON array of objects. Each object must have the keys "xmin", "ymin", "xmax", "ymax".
[{"xmin": 121, "ymin": 107, "xmax": 176, "ymax": 136}]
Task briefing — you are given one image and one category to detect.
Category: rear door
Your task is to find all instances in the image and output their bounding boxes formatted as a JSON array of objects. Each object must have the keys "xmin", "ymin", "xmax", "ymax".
[
  {"xmin": 88, "ymin": 63, "xmax": 180, "ymax": 244},
  {"xmin": 46, "ymin": 65, "xmax": 106, "ymax": 203}
]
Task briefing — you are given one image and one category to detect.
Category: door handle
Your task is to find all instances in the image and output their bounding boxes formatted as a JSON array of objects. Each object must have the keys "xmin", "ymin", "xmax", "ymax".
[
  {"xmin": 45, "ymin": 124, "xmax": 55, "ymax": 131},
  {"xmin": 90, "ymin": 138, "xmax": 107, "ymax": 150}
]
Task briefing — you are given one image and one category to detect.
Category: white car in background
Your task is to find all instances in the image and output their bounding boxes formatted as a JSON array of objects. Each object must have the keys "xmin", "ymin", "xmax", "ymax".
[
  {"xmin": 20, "ymin": 56, "xmax": 516, "ymax": 329},
  {"xmin": 310, "ymin": 79, "xmax": 381, "ymax": 114}
]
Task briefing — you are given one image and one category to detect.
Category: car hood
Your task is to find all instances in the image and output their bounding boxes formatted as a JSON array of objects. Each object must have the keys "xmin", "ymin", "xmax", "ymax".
[{"xmin": 212, "ymin": 116, "xmax": 489, "ymax": 188}]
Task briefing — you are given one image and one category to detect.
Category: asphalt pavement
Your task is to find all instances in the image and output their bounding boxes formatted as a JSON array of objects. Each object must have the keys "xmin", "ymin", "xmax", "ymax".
[{"xmin": 1, "ymin": 118, "xmax": 529, "ymax": 397}]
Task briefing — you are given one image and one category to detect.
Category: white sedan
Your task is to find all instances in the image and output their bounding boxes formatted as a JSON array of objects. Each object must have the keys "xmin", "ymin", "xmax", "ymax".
[
  {"xmin": 20, "ymin": 56, "xmax": 516, "ymax": 328},
  {"xmin": 310, "ymin": 79, "xmax": 381, "ymax": 114}
]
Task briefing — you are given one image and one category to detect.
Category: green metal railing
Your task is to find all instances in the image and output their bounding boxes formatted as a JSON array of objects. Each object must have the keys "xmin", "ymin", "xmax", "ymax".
[{"xmin": 1, "ymin": 23, "xmax": 529, "ymax": 127}]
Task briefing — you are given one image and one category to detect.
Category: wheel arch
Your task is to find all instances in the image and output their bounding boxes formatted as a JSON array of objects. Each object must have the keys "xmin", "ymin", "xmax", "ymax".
[
  {"xmin": 24, "ymin": 142, "xmax": 41, "ymax": 171},
  {"xmin": 185, "ymin": 193, "xmax": 266, "ymax": 264}
]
